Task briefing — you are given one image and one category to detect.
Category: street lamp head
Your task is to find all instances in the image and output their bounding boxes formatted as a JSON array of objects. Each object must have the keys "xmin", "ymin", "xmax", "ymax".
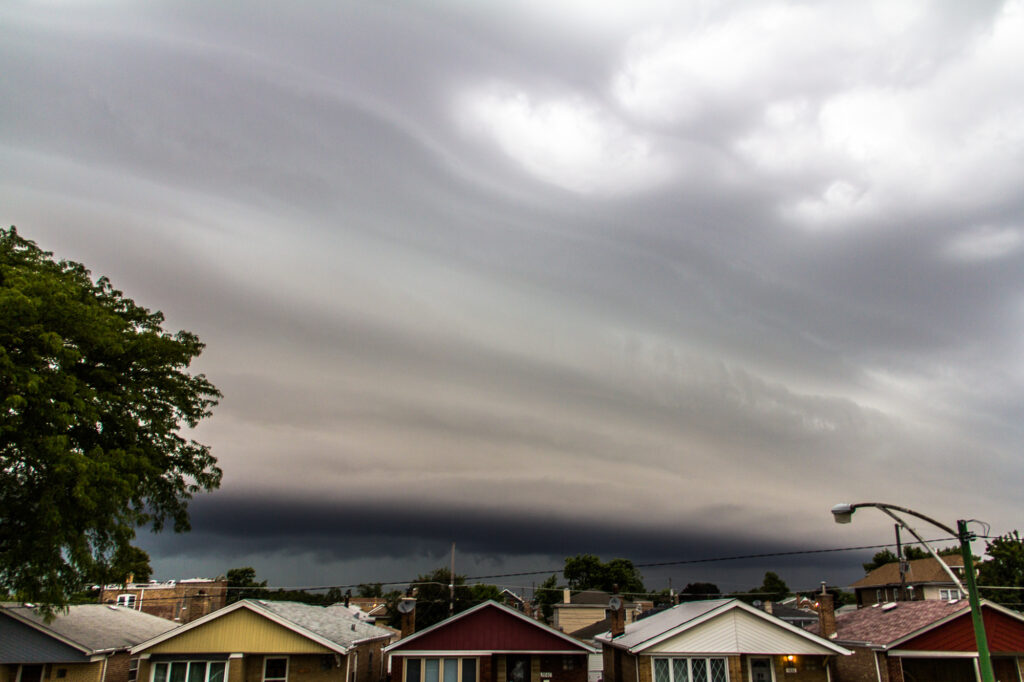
[{"xmin": 831, "ymin": 503, "xmax": 855, "ymax": 524}]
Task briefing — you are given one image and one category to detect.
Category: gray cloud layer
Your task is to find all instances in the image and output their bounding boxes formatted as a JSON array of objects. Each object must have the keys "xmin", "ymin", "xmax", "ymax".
[{"xmin": 3, "ymin": 0, "xmax": 1023, "ymax": 589}]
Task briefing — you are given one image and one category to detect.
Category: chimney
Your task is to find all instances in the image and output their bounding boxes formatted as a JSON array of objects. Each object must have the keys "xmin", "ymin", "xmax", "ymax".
[
  {"xmin": 344, "ymin": 589, "xmax": 351, "ymax": 608},
  {"xmin": 817, "ymin": 583, "xmax": 837, "ymax": 639},
  {"xmin": 400, "ymin": 598, "xmax": 416, "ymax": 639},
  {"xmin": 563, "ymin": 588, "xmax": 571, "ymax": 604},
  {"xmin": 763, "ymin": 600, "xmax": 773, "ymax": 615},
  {"xmin": 610, "ymin": 586, "xmax": 626, "ymax": 638}
]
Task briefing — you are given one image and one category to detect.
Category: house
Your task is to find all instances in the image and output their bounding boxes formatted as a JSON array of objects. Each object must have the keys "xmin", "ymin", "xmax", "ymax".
[
  {"xmin": 0, "ymin": 603, "xmax": 178, "ymax": 682},
  {"xmin": 349, "ymin": 597, "xmax": 390, "ymax": 622},
  {"xmin": 809, "ymin": 596, "xmax": 1024, "ymax": 681},
  {"xmin": 131, "ymin": 599, "xmax": 394, "ymax": 682},
  {"xmin": 553, "ymin": 591, "xmax": 650, "ymax": 635},
  {"xmin": 762, "ymin": 603, "xmax": 820, "ymax": 629},
  {"xmin": 597, "ymin": 598, "xmax": 850, "ymax": 682},
  {"xmin": 850, "ymin": 556, "xmax": 964, "ymax": 607},
  {"xmin": 99, "ymin": 578, "xmax": 228, "ymax": 623},
  {"xmin": 385, "ymin": 600, "xmax": 596, "ymax": 682},
  {"xmin": 500, "ymin": 589, "xmax": 525, "ymax": 612}
]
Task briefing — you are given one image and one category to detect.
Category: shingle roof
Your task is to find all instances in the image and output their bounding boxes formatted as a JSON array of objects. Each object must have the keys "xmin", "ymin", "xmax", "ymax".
[
  {"xmin": 255, "ymin": 600, "xmax": 393, "ymax": 647},
  {"xmin": 595, "ymin": 599, "xmax": 728, "ymax": 650},
  {"xmin": 851, "ymin": 556, "xmax": 964, "ymax": 588},
  {"xmin": 2, "ymin": 604, "xmax": 178, "ymax": 653},
  {"xmin": 806, "ymin": 599, "xmax": 970, "ymax": 647}
]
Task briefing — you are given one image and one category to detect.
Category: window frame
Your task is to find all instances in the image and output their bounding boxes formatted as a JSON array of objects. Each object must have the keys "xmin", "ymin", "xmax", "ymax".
[
  {"xmin": 403, "ymin": 658, "xmax": 479, "ymax": 682},
  {"xmin": 150, "ymin": 661, "xmax": 227, "ymax": 682},
  {"xmin": 652, "ymin": 656, "xmax": 730, "ymax": 682},
  {"xmin": 118, "ymin": 594, "xmax": 137, "ymax": 608}
]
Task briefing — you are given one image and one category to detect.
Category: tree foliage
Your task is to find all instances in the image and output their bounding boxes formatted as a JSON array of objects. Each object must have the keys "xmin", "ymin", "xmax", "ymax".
[
  {"xmin": 734, "ymin": 571, "xmax": 790, "ymax": 603},
  {"xmin": 409, "ymin": 568, "xmax": 503, "ymax": 630},
  {"xmin": 978, "ymin": 531, "xmax": 1024, "ymax": 607},
  {"xmin": 678, "ymin": 582, "xmax": 721, "ymax": 602},
  {"xmin": 563, "ymin": 554, "xmax": 645, "ymax": 594},
  {"xmin": 534, "ymin": 574, "xmax": 561, "ymax": 623},
  {"xmin": 0, "ymin": 227, "xmax": 222, "ymax": 606},
  {"xmin": 225, "ymin": 567, "xmax": 268, "ymax": 604}
]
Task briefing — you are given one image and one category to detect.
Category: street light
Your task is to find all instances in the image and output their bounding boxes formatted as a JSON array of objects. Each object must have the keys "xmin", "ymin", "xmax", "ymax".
[{"xmin": 831, "ymin": 502, "xmax": 993, "ymax": 682}]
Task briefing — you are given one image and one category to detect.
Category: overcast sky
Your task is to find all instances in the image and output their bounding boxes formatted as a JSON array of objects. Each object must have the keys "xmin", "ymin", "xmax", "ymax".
[{"xmin": 4, "ymin": 0, "xmax": 1024, "ymax": 597}]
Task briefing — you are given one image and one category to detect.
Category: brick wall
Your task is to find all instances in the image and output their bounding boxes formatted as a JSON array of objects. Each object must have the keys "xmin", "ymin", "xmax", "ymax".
[
  {"xmin": 99, "ymin": 581, "xmax": 227, "ymax": 623},
  {"xmin": 833, "ymin": 648, "xmax": 888, "ymax": 682}
]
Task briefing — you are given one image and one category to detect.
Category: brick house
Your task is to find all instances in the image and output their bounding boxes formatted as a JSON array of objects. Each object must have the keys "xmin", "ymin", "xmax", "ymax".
[
  {"xmin": 131, "ymin": 599, "xmax": 394, "ymax": 682},
  {"xmin": 1, "ymin": 603, "xmax": 177, "ymax": 682},
  {"xmin": 809, "ymin": 596, "xmax": 1024, "ymax": 681},
  {"xmin": 598, "ymin": 598, "xmax": 849, "ymax": 682},
  {"xmin": 100, "ymin": 578, "xmax": 228, "ymax": 623},
  {"xmin": 385, "ymin": 601, "xmax": 596, "ymax": 682},
  {"xmin": 850, "ymin": 556, "xmax": 965, "ymax": 607}
]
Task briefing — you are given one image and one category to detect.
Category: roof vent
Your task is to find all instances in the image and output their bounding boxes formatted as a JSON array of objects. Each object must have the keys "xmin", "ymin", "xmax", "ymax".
[
  {"xmin": 108, "ymin": 605, "xmax": 119, "ymax": 610},
  {"xmin": 351, "ymin": 624, "xmax": 356, "ymax": 631},
  {"xmin": 881, "ymin": 603, "xmax": 898, "ymax": 611}
]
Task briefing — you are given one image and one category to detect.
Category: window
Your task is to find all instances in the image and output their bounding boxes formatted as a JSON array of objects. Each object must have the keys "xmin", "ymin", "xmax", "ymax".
[
  {"xmin": 939, "ymin": 589, "xmax": 962, "ymax": 600},
  {"xmin": 118, "ymin": 594, "xmax": 137, "ymax": 608},
  {"xmin": 264, "ymin": 658, "xmax": 288, "ymax": 682},
  {"xmin": 653, "ymin": 658, "xmax": 728, "ymax": 682},
  {"xmin": 128, "ymin": 661, "xmax": 138, "ymax": 682},
  {"xmin": 151, "ymin": 662, "xmax": 226, "ymax": 682},
  {"xmin": 404, "ymin": 659, "xmax": 479, "ymax": 682},
  {"xmin": 875, "ymin": 589, "xmax": 882, "ymax": 603}
]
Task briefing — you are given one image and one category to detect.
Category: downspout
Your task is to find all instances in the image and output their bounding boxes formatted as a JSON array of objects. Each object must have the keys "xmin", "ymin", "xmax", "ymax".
[
  {"xmin": 345, "ymin": 650, "xmax": 352, "ymax": 682},
  {"xmin": 873, "ymin": 652, "xmax": 882, "ymax": 682},
  {"xmin": 100, "ymin": 656, "xmax": 109, "ymax": 682},
  {"xmin": 138, "ymin": 588, "xmax": 145, "ymax": 611},
  {"xmin": 634, "ymin": 655, "xmax": 639, "ymax": 682}
]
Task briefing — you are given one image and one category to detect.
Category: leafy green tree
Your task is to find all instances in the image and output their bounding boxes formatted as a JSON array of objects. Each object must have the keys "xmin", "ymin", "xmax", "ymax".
[
  {"xmin": 978, "ymin": 531, "xmax": 1024, "ymax": 607},
  {"xmin": 862, "ymin": 546, "xmax": 931, "ymax": 572},
  {"xmin": 226, "ymin": 567, "xmax": 267, "ymax": 603},
  {"xmin": 0, "ymin": 227, "xmax": 222, "ymax": 607},
  {"xmin": 734, "ymin": 572, "xmax": 790, "ymax": 603},
  {"xmin": 534, "ymin": 574, "xmax": 561, "ymax": 623},
  {"xmin": 563, "ymin": 554, "xmax": 645, "ymax": 594},
  {"xmin": 469, "ymin": 583, "xmax": 503, "ymax": 602},
  {"xmin": 678, "ymin": 582, "xmax": 721, "ymax": 602},
  {"xmin": 87, "ymin": 545, "xmax": 153, "ymax": 586}
]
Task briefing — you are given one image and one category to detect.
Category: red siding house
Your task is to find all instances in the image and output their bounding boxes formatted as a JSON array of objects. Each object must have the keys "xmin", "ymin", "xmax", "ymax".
[
  {"xmin": 385, "ymin": 601, "xmax": 596, "ymax": 682},
  {"xmin": 810, "ymin": 597, "xmax": 1024, "ymax": 681}
]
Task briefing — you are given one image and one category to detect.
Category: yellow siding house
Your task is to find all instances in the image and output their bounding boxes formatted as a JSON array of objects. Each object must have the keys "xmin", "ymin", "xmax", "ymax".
[{"xmin": 131, "ymin": 601, "xmax": 394, "ymax": 682}]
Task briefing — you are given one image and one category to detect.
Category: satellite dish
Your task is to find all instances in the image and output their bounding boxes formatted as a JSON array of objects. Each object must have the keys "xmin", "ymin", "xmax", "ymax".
[
  {"xmin": 608, "ymin": 596, "xmax": 622, "ymax": 611},
  {"xmin": 397, "ymin": 600, "xmax": 416, "ymax": 614}
]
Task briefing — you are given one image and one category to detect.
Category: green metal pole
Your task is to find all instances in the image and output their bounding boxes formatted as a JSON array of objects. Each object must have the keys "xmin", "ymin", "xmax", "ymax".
[{"xmin": 959, "ymin": 519, "xmax": 994, "ymax": 682}]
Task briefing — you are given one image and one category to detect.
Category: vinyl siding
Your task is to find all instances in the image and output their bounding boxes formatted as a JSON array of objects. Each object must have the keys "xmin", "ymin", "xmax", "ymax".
[
  {"xmin": 143, "ymin": 609, "xmax": 334, "ymax": 655},
  {"xmin": 644, "ymin": 611, "xmax": 838, "ymax": 656}
]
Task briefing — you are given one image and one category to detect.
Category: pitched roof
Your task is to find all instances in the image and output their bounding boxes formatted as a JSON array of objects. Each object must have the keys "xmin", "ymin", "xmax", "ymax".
[
  {"xmin": 596, "ymin": 599, "xmax": 849, "ymax": 656},
  {"xmin": 806, "ymin": 599, "xmax": 970, "ymax": 647},
  {"xmin": 385, "ymin": 600, "xmax": 597, "ymax": 654},
  {"xmin": 852, "ymin": 556, "xmax": 964, "ymax": 588},
  {"xmin": 559, "ymin": 590, "xmax": 633, "ymax": 607},
  {"xmin": 1, "ymin": 604, "xmax": 178, "ymax": 653},
  {"xmin": 132, "ymin": 599, "xmax": 393, "ymax": 655}
]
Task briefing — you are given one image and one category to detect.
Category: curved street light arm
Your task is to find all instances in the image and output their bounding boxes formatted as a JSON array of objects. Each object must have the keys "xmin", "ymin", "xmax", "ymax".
[
  {"xmin": 847, "ymin": 502, "xmax": 958, "ymax": 537},
  {"xmin": 872, "ymin": 506, "xmax": 967, "ymax": 594}
]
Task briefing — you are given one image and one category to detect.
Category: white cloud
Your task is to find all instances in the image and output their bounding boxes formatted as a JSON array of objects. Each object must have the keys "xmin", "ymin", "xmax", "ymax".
[{"xmin": 458, "ymin": 86, "xmax": 671, "ymax": 194}]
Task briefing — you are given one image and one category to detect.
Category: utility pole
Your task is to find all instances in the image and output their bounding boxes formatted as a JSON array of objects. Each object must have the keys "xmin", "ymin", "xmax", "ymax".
[
  {"xmin": 449, "ymin": 542, "xmax": 456, "ymax": 616},
  {"xmin": 896, "ymin": 524, "xmax": 907, "ymax": 601}
]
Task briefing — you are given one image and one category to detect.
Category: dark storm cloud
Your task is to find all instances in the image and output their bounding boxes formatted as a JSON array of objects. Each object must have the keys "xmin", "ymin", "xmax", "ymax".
[{"xmin": 3, "ymin": 0, "xmax": 1024, "ymax": 586}]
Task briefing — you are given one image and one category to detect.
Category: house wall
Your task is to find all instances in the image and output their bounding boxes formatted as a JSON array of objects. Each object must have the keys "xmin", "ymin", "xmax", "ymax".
[
  {"xmin": 141, "ymin": 609, "xmax": 333, "ymax": 655},
  {"xmin": 43, "ymin": 662, "xmax": 103, "ymax": 682},
  {"xmin": 833, "ymin": 648, "xmax": 888, "ymax": 682},
  {"xmin": 99, "ymin": 582, "xmax": 227, "ymax": 624},
  {"xmin": 242, "ymin": 654, "xmax": 344, "ymax": 682}
]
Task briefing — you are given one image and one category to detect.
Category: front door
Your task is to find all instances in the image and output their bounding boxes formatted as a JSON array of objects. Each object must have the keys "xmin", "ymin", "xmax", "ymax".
[
  {"xmin": 749, "ymin": 658, "xmax": 774, "ymax": 682},
  {"xmin": 506, "ymin": 656, "xmax": 530, "ymax": 682},
  {"xmin": 17, "ymin": 667, "xmax": 43, "ymax": 682}
]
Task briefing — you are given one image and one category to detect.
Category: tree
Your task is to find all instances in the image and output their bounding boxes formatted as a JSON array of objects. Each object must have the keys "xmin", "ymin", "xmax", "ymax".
[
  {"xmin": 862, "ymin": 546, "xmax": 930, "ymax": 573},
  {"xmin": 678, "ymin": 582, "xmax": 721, "ymax": 602},
  {"xmin": 86, "ymin": 545, "xmax": 153, "ymax": 586},
  {"xmin": 358, "ymin": 582, "xmax": 384, "ymax": 598},
  {"xmin": 225, "ymin": 567, "xmax": 267, "ymax": 604},
  {"xmin": 0, "ymin": 227, "xmax": 222, "ymax": 607},
  {"xmin": 734, "ymin": 571, "xmax": 790, "ymax": 603},
  {"xmin": 978, "ymin": 531, "xmax": 1024, "ymax": 607},
  {"xmin": 534, "ymin": 574, "xmax": 561, "ymax": 623},
  {"xmin": 562, "ymin": 554, "xmax": 645, "ymax": 594}
]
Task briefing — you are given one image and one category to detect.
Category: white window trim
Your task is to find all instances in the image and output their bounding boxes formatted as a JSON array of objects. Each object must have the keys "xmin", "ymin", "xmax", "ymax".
[
  {"xmin": 149, "ymin": 660, "xmax": 228, "ymax": 682},
  {"xmin": 652, "ymin": 656, "xmax": 730, "ymax": 682},
  {"xmin": 118, "ymin": 594, "xmax": 137, "ymax": 608},
  {"xmin": 263, "ymin": 657, "xmax": 289, "ymax": 682},
  {"xmin": 403, "ymin": 657, "xmax": 479, "ymax": 682}
]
